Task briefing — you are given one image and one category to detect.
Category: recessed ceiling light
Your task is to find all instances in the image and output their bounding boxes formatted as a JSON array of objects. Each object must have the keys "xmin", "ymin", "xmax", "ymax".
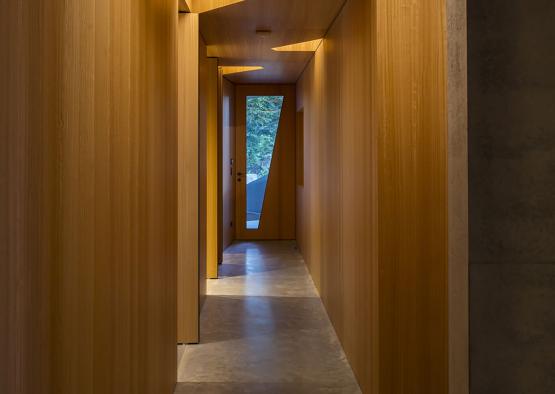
[{"xmin": 255, "ymin": 28, "xmax": 272, "ymax": 38}]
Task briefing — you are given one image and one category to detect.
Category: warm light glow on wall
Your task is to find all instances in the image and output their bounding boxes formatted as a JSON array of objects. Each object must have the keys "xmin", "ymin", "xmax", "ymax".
[
  {"xmin": 220, "ymin": 66, "xmax": 264, "ymax": 75},
  {"xmin": 185, "ymin": 0, "xmax": 245, "ymax": 14},
  {"xmin": 272, "ymin": 39, "xmax": 323, "ymax": 52}
]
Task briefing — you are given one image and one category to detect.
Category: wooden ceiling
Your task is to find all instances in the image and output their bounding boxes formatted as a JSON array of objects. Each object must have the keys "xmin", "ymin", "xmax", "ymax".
[{"xmin": 199, "ymin": 0, "xmax": 345, "ymax": 84}]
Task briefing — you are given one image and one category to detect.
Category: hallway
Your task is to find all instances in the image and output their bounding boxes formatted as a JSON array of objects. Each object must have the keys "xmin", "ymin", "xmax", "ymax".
[
  {"xmin": 175, "ymin": 242, "xmax": 361, "ymax": 393},
  {"xmin": 6, "ymin": 0, "xmax": 555, "ymax": 392}
]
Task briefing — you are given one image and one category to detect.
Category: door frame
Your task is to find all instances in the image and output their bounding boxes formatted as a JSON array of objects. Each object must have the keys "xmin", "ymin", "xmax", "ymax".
[{"xmin": 234, "ymin": 84, "xmax": 296, "ymax": 240}]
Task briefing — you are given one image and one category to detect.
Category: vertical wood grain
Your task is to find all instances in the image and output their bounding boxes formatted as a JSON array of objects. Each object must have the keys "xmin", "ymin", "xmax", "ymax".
[
  {"xmin": 198, "ymin": 37, "xmax": 209, "ymax": 302},
  {"xmin": 296, "ymin": 1, "xmax": 377, "ymax": 390},
  {"xmin": 295, "ymin": 110, "xmax": 304, "ymax": 187},
  {"xmin": 205, "ymin": 57, "xmax": 219, "ymax": 279},
  {"xmin": 1, "ymin": 2, "xmax": 59, "ymax": 392},
  {"xmin": 199, "ymin": 37, "xmax": 220, "ymax": 283},
  {"xmin": 297, "ymin": 0, "xmax": 450, "ymax": 392},
  {"xmin": 376, "ymin": 0, "xmax": 448, "ymax": 391},
  {"xmin": 217, "ymin": 71, "xmax": 224, "ymax": 264},
  {"xmin": 178, "ymin": 12, "xmax": 200, "ymax": 344},
  {"xmin": 295, "ymin": 109, "xmax": 304, "ymax": 254},
  {"xmin": 1, "ymin": 0, "xmax": 178, "ymax": 392}
]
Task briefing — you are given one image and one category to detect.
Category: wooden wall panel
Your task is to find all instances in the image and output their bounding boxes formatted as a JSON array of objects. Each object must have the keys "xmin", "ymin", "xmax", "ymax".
[
  {"xmin": 0, "ymin": 3, "xmax": 59, "ymax": 392},
  {"xmin": 296, "ymin": 1, "xmax": 377, "ymax": 390},
  {"xmin": 297, "ymin": 0, "xmax": 454, "ymax": 392},
  {"xmin": 295, "ymin": 110, "xmax": 304, "ymax": 187},
  {"xmin": 295, "ymin": 109, "xmax": 304, "ymax": 253},
  {"xmin": 199, "ymin": 39, "xmax": 219, "ymax": 281},
  {"xmin": 198, "ymin": 38, "xmax": 208, "ymax": 303},
  {"xmin": 178, "ymin": 13, "xmax": 200, "ymax": 344},
  {"xmin": 206, "ymin": 57, "xmax": 219, "ymax": 279},
  {"xmin": 218, "ymin": 72, "xmax": 224, "ymax": 264},
  {"xmin": 221, "ymin": 77, "xmax": 236, "ymax": 250},
  {"xmin": 376, "ymin": 0, "xmax": 448, "ymax": 392},
  {"xmin": 0, "ymin": 0, "xmax": 178, "ymax": 392}
]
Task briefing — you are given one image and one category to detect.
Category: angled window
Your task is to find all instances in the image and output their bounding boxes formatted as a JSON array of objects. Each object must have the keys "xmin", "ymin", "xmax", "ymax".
[{"xmin": 245, "ymin": 96, "xmax": 284, "ymax": 230}]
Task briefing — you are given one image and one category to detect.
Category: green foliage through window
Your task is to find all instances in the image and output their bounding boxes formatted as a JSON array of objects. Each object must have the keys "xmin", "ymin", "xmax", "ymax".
[{"xmin": 246, "ymin": 96, "xmax": 284, "ymax": 179}]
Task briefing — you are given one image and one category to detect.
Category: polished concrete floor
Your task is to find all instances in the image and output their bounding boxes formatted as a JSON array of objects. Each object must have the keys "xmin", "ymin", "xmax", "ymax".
[{"xmin": 175, "ymin": 241, "xmax": 361, "ymax": 393}]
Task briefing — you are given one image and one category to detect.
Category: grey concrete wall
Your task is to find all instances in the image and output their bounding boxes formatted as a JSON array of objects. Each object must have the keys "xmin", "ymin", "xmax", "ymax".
[{"xmin": 468, "ymin": 1, "xmax": 555, "ymax": 393}]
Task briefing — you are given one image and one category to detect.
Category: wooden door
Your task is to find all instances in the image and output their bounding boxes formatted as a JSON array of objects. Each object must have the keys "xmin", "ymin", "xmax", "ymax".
[{"xmin": 235, "ymin": 85, "xmax": 296, "ymax": 240}]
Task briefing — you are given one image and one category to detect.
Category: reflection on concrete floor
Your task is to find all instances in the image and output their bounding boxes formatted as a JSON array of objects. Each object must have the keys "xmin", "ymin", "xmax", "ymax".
[{"xmin": 176, "ymin": 241, "xmax": 361, "ymax": 394}]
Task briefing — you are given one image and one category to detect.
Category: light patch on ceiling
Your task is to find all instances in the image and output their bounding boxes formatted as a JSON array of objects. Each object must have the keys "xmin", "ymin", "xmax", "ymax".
[
  {"xmin": 178, "ymin": 0, "xmax": 191, "ymax": 12},
  {"xmin": 220, "ymin": 66, "xmax": 264, "ymax": 75},
  {"xmin": 190, "ymin": 0, "xmax": 244, "ymax": 13},
  {"xmin": 272, "ymin": 38, "xmax": 323, "ymax": 52}
]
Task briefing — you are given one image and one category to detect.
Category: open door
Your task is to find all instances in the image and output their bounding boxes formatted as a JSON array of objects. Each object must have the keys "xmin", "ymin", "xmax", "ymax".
[{"xmin": 235, "ymin": 85, "xmax": 296, "ymax": 240}]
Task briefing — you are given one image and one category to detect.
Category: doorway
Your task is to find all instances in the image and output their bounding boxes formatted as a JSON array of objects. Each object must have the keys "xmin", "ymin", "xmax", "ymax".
[{"xmin": 234, "ymin": 85, "xmax": 297, "ymax": 240}]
